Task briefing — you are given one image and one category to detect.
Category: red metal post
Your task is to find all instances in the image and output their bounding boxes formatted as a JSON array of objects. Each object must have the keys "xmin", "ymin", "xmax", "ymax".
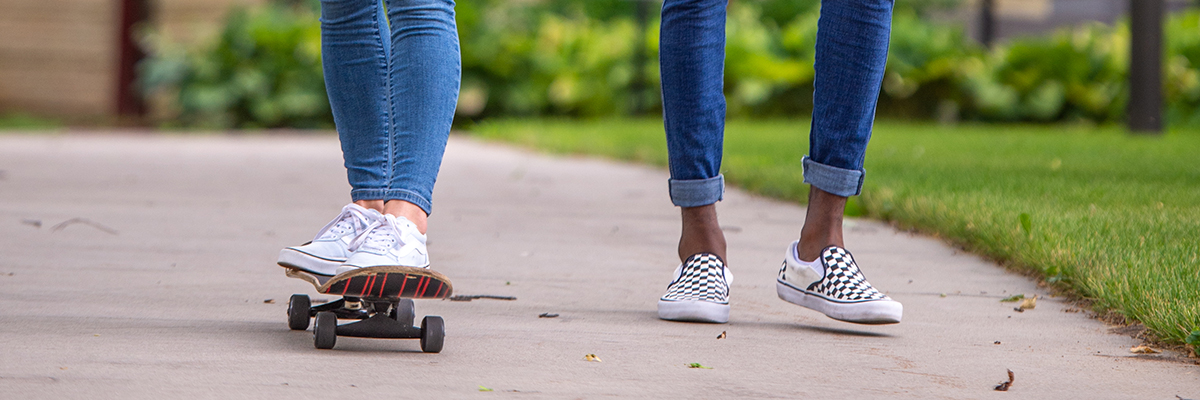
[{"xmin": 116, "ymin": 0, "xmax": 149, "ymax": 117}]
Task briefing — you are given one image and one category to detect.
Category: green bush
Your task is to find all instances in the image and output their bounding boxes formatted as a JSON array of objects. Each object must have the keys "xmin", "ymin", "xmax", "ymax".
[
  {"xmin": 962, "ymin": 23, "xmax": 1128, "ymax": 123},
  {"xmin": 139, "ymin": 0, "xmax": 1200, "ymax": 128},
  {"xmin": 140, "ymin": 3, "xmax": 329, "ymax": 129},
  {"xmin": 455, "ymin": 0, "xmax": 658, "ymax": 118}
]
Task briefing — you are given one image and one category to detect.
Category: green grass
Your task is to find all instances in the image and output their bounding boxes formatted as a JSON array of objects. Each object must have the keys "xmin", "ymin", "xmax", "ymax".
[
  {"xmin": 470, "ymin": 118, "xmax": 1200, "ymax": 347},
  {"xmin": 0, "ymin": 112, "xmax": 62, "ymax": 130}
]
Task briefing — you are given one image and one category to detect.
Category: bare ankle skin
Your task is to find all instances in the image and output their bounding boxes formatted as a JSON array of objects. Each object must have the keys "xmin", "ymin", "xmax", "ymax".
[
  {"xmin": 354, "ymin": 199, "xmax": 429, "ymax": 234},
  {"xmin": 797, "ymin": 187, "xmax": 847, "ymax": 262},
  {"xmin": 678, "ymin": 204, "xmax": 727, "ymax": 262}
]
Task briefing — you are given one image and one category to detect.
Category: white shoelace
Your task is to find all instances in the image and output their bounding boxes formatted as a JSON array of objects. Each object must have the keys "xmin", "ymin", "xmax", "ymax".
[
  {"xmin": 314, "ymin": 207, "xmax": 372, "ymax": 242},
  {"xmin": 350, "ymin": 216, "xmax": 424, "ymax": 257},
  {"xmin": 357, "ymin": 221, "xmax": 398, "ymax": 251}
]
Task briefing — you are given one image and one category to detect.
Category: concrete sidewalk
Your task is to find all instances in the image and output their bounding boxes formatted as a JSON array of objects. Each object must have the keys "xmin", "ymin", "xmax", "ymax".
[{"xmin": 0, "ymin": 133, "xmax": 1196, "ymax": 399}]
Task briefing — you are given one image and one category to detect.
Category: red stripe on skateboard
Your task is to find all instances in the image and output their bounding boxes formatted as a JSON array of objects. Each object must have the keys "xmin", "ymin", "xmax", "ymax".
[
  {"xmin": 340, "ymin": 277, "xmax": 350, "ymax": 295},
  {"xmin": 432, "ymin": 281, "xmax": 443, "ymax": 298},
  {"xmin": 398, "ymin": 274, "xmax": 409, "ymax": 297},
  {"xmin": 417, "ymin": 276, "xmax": 430, "ymax": 297},
  {"xmin": 378, "ymin": 273, "xmax": 388, "ymax": 297},
  {"xmin": 360, "ymin": 274, "xmax": 371, "ymax": 295}
]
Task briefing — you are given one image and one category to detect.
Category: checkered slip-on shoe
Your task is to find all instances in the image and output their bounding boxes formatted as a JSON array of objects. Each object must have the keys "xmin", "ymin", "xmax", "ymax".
[
  {"xmin": 657, "ymin": 253, "xmax": 732, "ymax": 323},
  {"xmin": 776, "ymin": 242, "xmax": 902, "ymax": 324}
]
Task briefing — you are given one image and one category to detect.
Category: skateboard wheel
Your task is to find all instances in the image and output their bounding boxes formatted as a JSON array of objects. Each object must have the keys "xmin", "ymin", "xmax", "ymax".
[
  {"xmin": 288, "ymin": 294, "xmax": 311, "ymax": 331},
  {"xmin": 314, "ymin": 311, "xmax": 337, "ymax": 349},
  {"xmin": 419, "ymin": 316, "xmax": 444, "ymax": 353},
  {"xmin": 391, "ymin": 299, "xmax": 415, "ymax": 326}
]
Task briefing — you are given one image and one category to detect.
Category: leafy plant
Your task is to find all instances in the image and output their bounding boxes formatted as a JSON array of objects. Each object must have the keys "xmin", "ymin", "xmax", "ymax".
[
  {"xmin": 139, "ymin": 1, "xmax": 1200, "ymax": 128},
  {"xmin": 140, "ymin": 3, "xmax": 329, "ymax": 129}
]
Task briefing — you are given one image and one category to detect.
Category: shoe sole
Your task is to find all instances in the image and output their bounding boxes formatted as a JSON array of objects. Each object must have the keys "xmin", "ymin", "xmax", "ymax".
[
  {"xmin": 776, "ymin": 281, "xmax": 902, "ymax": 325},
  {"xmin": 657, "ymin": 300, "xmax": 730, "ymax": 324},
  {"xmin": 277, "ymin": 248, "xmax": 343, "ymax": 277}
]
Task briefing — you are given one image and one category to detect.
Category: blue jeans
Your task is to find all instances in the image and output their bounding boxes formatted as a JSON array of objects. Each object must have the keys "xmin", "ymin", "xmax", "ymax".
[
  {"xmin": 660, "ymin": 0, "xmax": 894, "ymax": 207},
  {"xmin": 320, "ymin": 0, "xmax": 460, "ymax": 215}
]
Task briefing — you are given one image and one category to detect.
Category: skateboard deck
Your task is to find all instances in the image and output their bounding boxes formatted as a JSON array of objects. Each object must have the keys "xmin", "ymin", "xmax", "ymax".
[{"xmin": 285, "ymin": 265, "xmax": 453, "ymax": 300}]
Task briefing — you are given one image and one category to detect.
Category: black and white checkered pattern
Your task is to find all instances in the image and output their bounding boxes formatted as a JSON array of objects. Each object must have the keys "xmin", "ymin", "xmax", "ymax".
[
  {"xmin": 660, "ymin": 254, "xmax": 729, "ymax": 304},
  {"xmin": 806, "ymin": 247, "xmax": 886, "ymax": 302}
]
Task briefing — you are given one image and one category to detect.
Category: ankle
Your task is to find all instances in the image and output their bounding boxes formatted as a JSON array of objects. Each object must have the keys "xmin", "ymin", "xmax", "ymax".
[
  {"xmin": 796, "ymin": 234, "xmax": 842, "ymax": 262},
  {"xmin": 383, "ymin": 200, "xmax": 428, "ymax": 234},
  {"xmin": 354, "ymin": 199, "xmax": 384, "ymax": 213},
  {"xmin": 798, "ymin": 186, "xmax": 848, "ymax": 260},
  {"xmin": 678, "ymin": 204, "xmax": 726, "ymax": 261}
]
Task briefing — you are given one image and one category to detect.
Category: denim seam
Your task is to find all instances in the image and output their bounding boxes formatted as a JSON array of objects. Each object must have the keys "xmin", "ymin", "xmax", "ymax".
[{"xmin": 376, "ymin": 0, "xmax": 394, "ymax": 196}]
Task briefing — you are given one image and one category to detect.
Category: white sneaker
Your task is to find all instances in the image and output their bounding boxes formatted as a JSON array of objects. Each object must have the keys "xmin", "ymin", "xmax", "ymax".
[
  {"xmin": 277, "ymin": 203, "xmax": 380, "ymax": 276},
  {"xmin": 337, "ymin": 213, "xmax": 429, "ymax": 274},
  {"xmin": 776, "ymin": 241, "xmax": 902, "ymax": 324},
  {"xmin": 657, "ymin": 253, "xmax": 733, "ymax": 323}
]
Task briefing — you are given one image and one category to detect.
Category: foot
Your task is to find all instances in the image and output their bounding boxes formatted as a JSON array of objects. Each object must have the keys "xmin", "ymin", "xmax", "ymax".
[
  {"xmin": 278, "ymin": 203, "xmax": 380, "ymax": 276},
  {"xmin": 657, "ymin": 253, "xmax": 732, "ymax": 323},
  {"xmin": 337, "ymin": 213, "xmax": 429, "ymax": 274},
  {"xmin": 776, "ymin": 241, "xmax": 902, "ymax": 324}
]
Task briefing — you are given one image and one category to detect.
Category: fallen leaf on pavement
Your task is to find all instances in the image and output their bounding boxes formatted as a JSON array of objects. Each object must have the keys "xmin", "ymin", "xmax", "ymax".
[
  {"xmin": 716, "ymin": 331, "xmax": 726, "ymax": 340},
  {"xmin": 999, "ymin": 294, "xmax": 1025, "ymax": 303},
  {"xmin": 1130, "ymin": 345, "xmax": 1160, "ymax": 354},
  {"xmin": 263, "ymin": 299, "xmax": 275, "ymax": 304},
  {"xmin": 538, "ymin": 313, "xmax": 558, "ymax": 318},
  {"xmin": 687, "ymin": 363, "xmax": 713, "ymax": 369},
  {"xmin": 994, "ymin": 369, "xmax": 1014, "ymax": 391},
  {"xmin": 478, "ymin": 386, "xmax": 493, "ymax": 392},
  {"xmin": 583, "ymin": 354, "xmax": 601, "ymax": 362},
  {"xmin": 1018, "ymin": 295, "xmax": 1037, "ymax": 310}
]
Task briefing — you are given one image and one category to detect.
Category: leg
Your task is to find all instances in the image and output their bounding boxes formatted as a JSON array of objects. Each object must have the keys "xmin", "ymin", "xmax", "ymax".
[
  {"xmin": 276, "ymin": 0, "xmax": 396, "ymax": 277},
  {"xmin": 656, "ymin": 0, "xmax": 733, "ymax": 324},
  {"xmin": 798, "ymin": 0, "xmax": 893, "ymax": 261},
  {"xmin": 660, "ymin": 0, "xmax": 729, "ymax": 262},
  {"xmin": 320, "ymin": 0, "xmax": 392, "ymax": 204},
  {"xmin": 338, "ymin": 0, "xmax": 459, "ymax": 272},
  {"xmin": 774, "ymin": 0, "xmax": 901, "ymax": 325},
  {"xmin": 380, "ymin": 0, "xmax": 460, "ymax": 228},
  {"xmin": 354, "ymin": 0, "xmax": 459, "ymax": 234},
  {"xmin": 304, "ymin": 0, "xmax": 458, "ymax": 275}
]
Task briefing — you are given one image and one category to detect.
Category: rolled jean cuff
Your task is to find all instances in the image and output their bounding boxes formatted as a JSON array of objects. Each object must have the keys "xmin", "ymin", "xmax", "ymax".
[
  {"xmin": 668, "ymin": 174, "xmax": 725, "ymax": 207},
  {"xmin": 802, "ymin": 156, "xmax": 864, "ymax": 197},
  {"xmin": 350, "ymin": 188, "xmax": 433, "ymax": 215}
]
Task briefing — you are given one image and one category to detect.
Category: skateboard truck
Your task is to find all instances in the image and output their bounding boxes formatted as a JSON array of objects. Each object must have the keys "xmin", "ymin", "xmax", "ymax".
[{"xmin": 288, "ymin": 294, "xmax": 445, "ymax": 352}]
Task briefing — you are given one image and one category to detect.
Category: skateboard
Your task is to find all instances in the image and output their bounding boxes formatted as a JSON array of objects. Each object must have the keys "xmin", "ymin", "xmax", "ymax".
[{"xmin": 284, "ymin": 265, "xmax": 453, "ymax": 352}]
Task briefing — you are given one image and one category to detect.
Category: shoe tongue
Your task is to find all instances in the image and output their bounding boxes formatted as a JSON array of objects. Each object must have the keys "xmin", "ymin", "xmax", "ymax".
[
  {"xmin": 790, "ymin": 242, "xmax": 826, "ymax": 276},
  {"xmin": 362, "ymin": 224, "xmax": 398, "ymax": 250}
]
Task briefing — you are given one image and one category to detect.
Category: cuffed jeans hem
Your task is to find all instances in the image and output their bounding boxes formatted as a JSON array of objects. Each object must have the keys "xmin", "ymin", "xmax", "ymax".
[
  {"xmin": 802, "ymin": 156, "xmax": 864, "ymax": 197},
  {"xmin": 350, "ymin": 188, "xmax": 434, "ymax": 215},
  {"xmin": 668, "ymin": 174, "xmax": 725, "ymax": 208}
]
